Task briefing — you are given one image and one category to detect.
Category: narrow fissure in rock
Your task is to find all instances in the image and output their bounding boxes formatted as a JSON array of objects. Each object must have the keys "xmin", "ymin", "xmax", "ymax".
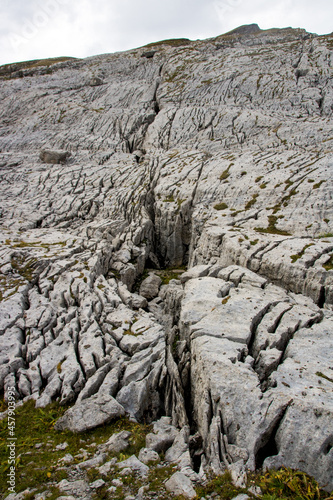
[{"xmin": 254, "ymin": 400, "xmax": 292, "ymax": 469}]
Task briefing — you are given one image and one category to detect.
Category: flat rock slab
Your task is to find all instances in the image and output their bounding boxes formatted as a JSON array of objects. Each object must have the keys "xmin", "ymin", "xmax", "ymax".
[{"xmin": 54, "ymin": 393, "xmax": 125, "ymax": 432}]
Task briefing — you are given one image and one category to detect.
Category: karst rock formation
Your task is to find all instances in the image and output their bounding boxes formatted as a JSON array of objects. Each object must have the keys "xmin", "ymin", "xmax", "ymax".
[{"xmin": 0, "ymin": 25, "xmax": 333, "ymax": 491}]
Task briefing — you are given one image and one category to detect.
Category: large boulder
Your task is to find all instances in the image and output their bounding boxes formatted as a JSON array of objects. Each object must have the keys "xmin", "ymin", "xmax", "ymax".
[
  {"xmin": 54, "ymin": 393, "xmax": 125, "ymax": 432},
  {"xmin": 139, "ymin": 273, "xmax": 162, "ymax": 300},
  {"xmin": 165, "ymin": 472, "xmax": 196, "ymax": 499},
  {"xmin": 39, "ymin": 149, "xmax": 71, "ymax": 164}
]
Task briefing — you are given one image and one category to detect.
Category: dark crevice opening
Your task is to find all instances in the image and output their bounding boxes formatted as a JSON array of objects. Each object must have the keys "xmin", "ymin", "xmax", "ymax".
[
  {"xmin": 190, "ymin": 432, "xmax": 203, "ymax": 473},
  {"xmin": 255, "ymin": 401, "xmax": 291, "ymax": 469},
  {"xmin": 125, "ymin": 139, "xmax": 135, "ymax": 154},
  {"xmin": 191, "ymin": 450, "xmax": 203, "ymax": 473},
  {"xmin": 255, "ymin": 429, "xmax": 278, "ymax": 469},
  {"xmin": 152, "ymin": 78, "xmax": 161, "ymax": 116},
  {"xmin": 322, "ymin": 436, "xmax": 333, "ymax": 455},
  {"xmin": 154, "ymin": 100, "xmax": 160, "ymax": 115},
  {"xmin": 318, "ymin": 285, "xmax": 326, "ymax": 308},
  {"xmin": 324, "ymin": 443, "xmax": 332, "ymax": 455},
  {"xmin": 247, "ymin": 303, "xmax": 271, "ymax": 359}
]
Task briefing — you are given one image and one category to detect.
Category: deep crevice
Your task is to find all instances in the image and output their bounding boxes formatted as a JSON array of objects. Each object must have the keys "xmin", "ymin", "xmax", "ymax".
[
  {"xmin": 154, "ymin": 100, "xmax": 160, "ymax": 115},
  {"xmin": 323, "ymin": 442, "xmax": 333, "ymax": 455},
  {"xmin": 255, "ymin": 400, "xmax": 292, "ymax": 468},
  {"xmin": 318, "ymin": 285, "xmax": 326, "ymax": 308},
  {"xmin": 247, "ymin": 303, "xmax": 274, "ymax": 359}
]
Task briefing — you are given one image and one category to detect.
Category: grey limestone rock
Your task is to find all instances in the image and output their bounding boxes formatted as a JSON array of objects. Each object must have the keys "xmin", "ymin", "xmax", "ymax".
[
  {"xmin": 165, "ymin": 425, "xmax": 190, "ymax": 463},
  {"xmin": 76, "ymin": 453, "xmax": 107, "ymax": 469},
  {"xmin": 90, "ymin": 479, "xmax": 106, "ymax": 489},
  {"xmin": 54, "ymin": 393, "xmax": 125, "ymax": 432},
  {"xmin": 146, "ymin": 416, "xmax": 179, "ymax": 452},
  {"xmin": 139, "ymin": 273, "xmax": 162, "ymax": 300},
  {"xmin": 88, "ymin": 76, "xmax": 104, "ymax": 86},
  {"xmin": 138, "ymin": 447, "xmax": 160, "ymax": 464},
  {"xmin": 117, "ymin": 454, "xmax": 149, "ymax": 476},
  {"xmin": 98, "ymin": 430, "xmax": 132, "ymax": 453},
  {"xmin": 1, "ymin": 24, "xmax": 333, "ymax": 493},
  {"xmin": 57, "ymin": 479, "xmax": 92, "ymax": 500},
  {"xmin": 55, "ymin": 497, "xmax": 76, "ymax": 500},
  {"xmin": 165, "ymin": 471, "xmax": 196, "ymax": 499},
  {"xmin": 98, "ymin": 457, "xmax": 117, "ymax": 475},
  {"xmin": 39, "ymin": 149, "xmax": 71, "ymax": 164}
]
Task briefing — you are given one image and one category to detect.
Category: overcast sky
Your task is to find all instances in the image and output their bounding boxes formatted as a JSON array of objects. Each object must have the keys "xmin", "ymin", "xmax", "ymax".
[{"xmin": 0, "ymin": 0, "xmax": 332, "ymax": 66}]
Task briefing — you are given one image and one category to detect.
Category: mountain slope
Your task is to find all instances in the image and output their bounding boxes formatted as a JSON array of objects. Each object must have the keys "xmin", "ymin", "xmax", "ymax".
[{"xmin": 0, "ymin": 26, "xmax": 333, "ymax": 493}]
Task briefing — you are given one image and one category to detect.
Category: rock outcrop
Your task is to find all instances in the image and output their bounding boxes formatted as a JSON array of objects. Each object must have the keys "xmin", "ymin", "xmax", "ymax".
[{"xmin": 0, "ymin": 25, "xmax": 333, "ymax": 492}]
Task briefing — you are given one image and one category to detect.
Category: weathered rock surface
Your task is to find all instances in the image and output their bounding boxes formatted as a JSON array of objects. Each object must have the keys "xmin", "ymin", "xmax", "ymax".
[
  {"xmin": 0, "ymin": 24, "xmax": 333, "ymax": 492},
  {"xmin": 117, "ymin": 455, "xmax": 149, "ymax": 476},
  {"xmin": 165, "ymin": 471, "xmax": 197, "ymax": 499},
  {"xmin": 98, "ymin": 430, "xmax": 132, "ymax": 453},
  {"xmin": 139, "ymin": 273, "xmax": 162, "ymax": 300},
  {"xmin": 138, "ymin": 447, "xmax": 160, "ymax": 464},
  {"xmin": 162, "ymin": 266, "xmax": 333, "ymax": 490},
  {"xmin": 53, "ymin": 393, "xmax": 125, "ymax": 432},
  {"xmin": 39, "ymin": 149, "xmax": 71, "ymax": 164}
]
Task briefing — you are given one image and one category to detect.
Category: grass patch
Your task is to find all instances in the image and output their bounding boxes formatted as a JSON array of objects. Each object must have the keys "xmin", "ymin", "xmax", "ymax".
[
  {"xmin": 323, "ymin": 254, "xmax": 333, "ymax": 271},
  {"xmin": 163, "ymin": 195, "xmax": 175, "ymax": 203},
  {"xmin": 290, "ymin": 244, "xmax": 314, "ymax": 263},
  {"xmin": 123, "ymin": 327, "xmax": 142, "ymax": 337},
  {"xmin": 11, "ymin": 255, "xmax": 38, "ymax": 282},
  {"xmin": 316, "ymin": 371, "xmax": 333, "ymax": 383},
  {"xmin": 230, "ymin": 209, "xmax": 244, "ymax": 217},
  {"xmin": 143, "ymin": 38, "xmax": 192, "ymax": 48},
  {"xmin": 109, "ymin": 268, "xmax": 121, "ymax": 280},
  {"xmin": 0, "ymin": 399, "xmax": 151, "ymax": 497},
  {"xmin": 271, "ymin": 186, "xmax": 299, "ymax": 214},
  {"xmin": 214, "ymin": 203, "xmax": 228, "ymax": 210},
  {"xmin": 316, "ymin": 233, "xmax": 333, "ymax": 239},
  {"xmin": 7, "ymin": 240, "xmax": 66, "ymax": 249},
  {"xmin": 0, "ymin": 57, "xmax": 76, "ymax": 79},
  {"xmin": 1, "ymin": 398, "xmax": 332, "ymax": 499},
  {"xmin": 258, "ymin": 467, "xmax": 332, "ymax": 499},
  {"xmin": 196, "ymin": 471, "xmax": 247, "ymax": 499},
  {"xmin": 313, "ymin": 180, "xmax": 326, "ymax": 189},
  {"xmin": 255, "ymin": 215, "xmax": 291, "ymax": 236},
  {"xmin": 220, "ymin": 164, "xmax": 233, "ymax": 181},
  {"xmin": 147, "ymin": 463, "xmax": 177, "ymax": 497},
  {"xmin": 245, "ymin": 193, "xmax": 259, "ymax": 210},
  {"xmin": 158, "ymin": 267, "xmax": 185, "ymax": 285}
]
